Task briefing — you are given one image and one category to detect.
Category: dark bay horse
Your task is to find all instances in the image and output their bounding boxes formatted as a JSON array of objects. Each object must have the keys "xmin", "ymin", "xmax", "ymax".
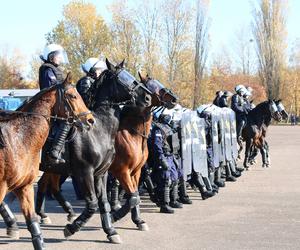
[
  {"xmin": 36, "ymin": 59, "xmax": 152, "ymax": 244},
  {"xmin": 248, "ymin": 100, "xmax": 288, "ymax": 167},
  {"xmin": 109, "ymin": 73, "xmax": 177, "ymax": 230},
  {"xmin": 241, "ymin": 100, "xmax": 282, "ymax": 170},
  {"xmin": 0, "ymin": 74, "xmax": 94, "ymax": 250}
]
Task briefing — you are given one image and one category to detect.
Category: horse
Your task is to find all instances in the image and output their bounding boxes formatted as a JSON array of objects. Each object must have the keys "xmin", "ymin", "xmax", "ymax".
[
  {"xmin": 36, "ymin": 59, "xmax": 152, "ymax": 244},
  {"xmin": 248, "ymin": 100, "xmax": 288, "ymax": 167},
  {"xmin": 108, "ymin": 73, "xmax": 177, "ymax": 230},
  {"xmin": 240, "ymin": 100, "xmax": 282, "ymax": 170},
  {"xmin": 0, "ymin": 73, "xmax": 94, "ymax": 250}
]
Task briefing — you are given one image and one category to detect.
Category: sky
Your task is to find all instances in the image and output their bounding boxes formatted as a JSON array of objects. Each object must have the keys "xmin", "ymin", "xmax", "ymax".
[{"xmin": 0, "ymin": 0, "xmax": 299, "ymax": 74}]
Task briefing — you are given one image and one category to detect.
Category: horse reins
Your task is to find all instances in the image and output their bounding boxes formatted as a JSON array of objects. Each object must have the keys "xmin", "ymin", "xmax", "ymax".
[{"xmin": 0, "ymin": 84, "xmax": 91, "ymax": 125}]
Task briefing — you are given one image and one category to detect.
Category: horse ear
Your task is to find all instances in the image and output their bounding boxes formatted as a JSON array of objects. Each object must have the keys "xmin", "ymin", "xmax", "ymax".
[
  {"xmin": 106, "ymin": 58, "xmax": 116, "ymax": 71},
  {"xmin": 63, "ymin": 72, "xmax": 72, "ymax": 86},
  {"xmin": 138, "ymin": 71, "xmax": 145, "ymax": 82},
  {"xmin": 119, "ymin": 59, "xmax": 125, "ymax": 68}
]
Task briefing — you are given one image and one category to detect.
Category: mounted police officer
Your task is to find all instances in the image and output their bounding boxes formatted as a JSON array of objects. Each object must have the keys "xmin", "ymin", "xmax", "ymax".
[
  {"xmin": 76, "ymin": 58, "xmax": 107, "ymax": 106},
  {"xmin": 151, "ymin": 114, "xmax": 183, "ymax": 213},
  {"xmin": 39, "ymin": 44, "xmax": 70, "ymax": 164},
  {"xmin": 231, "ymin": 84, "xmax": 248, "ymax": 141},
  {"xmin": 218, "ymin": 91, "xmax": 233, "ymax": 108}
]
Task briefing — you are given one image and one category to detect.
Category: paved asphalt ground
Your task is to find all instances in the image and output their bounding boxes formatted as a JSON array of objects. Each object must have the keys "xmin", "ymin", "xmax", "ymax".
[{"xmin": 0, "ymin": 126, "xmax": 300, "ymax": 250}]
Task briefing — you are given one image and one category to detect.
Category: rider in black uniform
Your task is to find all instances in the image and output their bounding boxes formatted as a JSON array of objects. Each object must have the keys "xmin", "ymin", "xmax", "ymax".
[{"xmin": 38, "ymin": 44, "xmax": 69, "ymax": 164}]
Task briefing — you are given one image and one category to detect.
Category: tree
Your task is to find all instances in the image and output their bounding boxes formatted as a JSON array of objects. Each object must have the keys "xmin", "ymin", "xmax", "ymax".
[
  {"xmin": 134, "ymin": 0, "xmax": 162, "ymax": 76},
  {"xmin": 233, "ymin": 26, "xmax": 255, "ymax": 75},
  {"xmin": 162, "ymin": 0, "xmax": 193, "ymax": 85},
  {"xmin": 0, "ymin": 47, "xmax": 29, "ymax": 89},
  {"xmin": 46, "ymin": 0, "xmax": 111, "ymax": 80},
  {"xmin": 193, "ymin": 0, "xmax": 210, "ymax": 108},
  {"xmin": 252, "ymin": 0, "xmax": 288, "ymax": 99},
  {"xmin": 108, "ymin": 0, "xmax": 142, "ymax": 74}
]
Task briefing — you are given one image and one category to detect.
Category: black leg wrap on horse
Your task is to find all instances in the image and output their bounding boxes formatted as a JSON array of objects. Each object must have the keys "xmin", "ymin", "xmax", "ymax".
[
  {"xmin": 110, "ymin": 179, "xmax": 121, "ymax": 211},
  {"xmin": 53, "ymin": 191, "xmax": 75, "ymax": 215},
  {"xmin": 35, "ymin": 191, "xmax": 47, "ymax": 218},
  {"xmin": 112, "ymin": 191, "xmax": 140, "ymax": 223},
  {"xmin": 27, "ymin": 219, "xmax": 45, "ymax": 250},
  {"xmin": 131, "ymin": 204, "xmax": 145, "ymax": 225},
  {"xmin": 0, "ymin": 202, "xmax": 18, "ymax": 229},
  {"xmin": 99, "ymin": 201, "xmax": 117, "ymax": 236},
  {"xmin": 66, "ymin": 201, "xmax": 98, "ymax": 235}
]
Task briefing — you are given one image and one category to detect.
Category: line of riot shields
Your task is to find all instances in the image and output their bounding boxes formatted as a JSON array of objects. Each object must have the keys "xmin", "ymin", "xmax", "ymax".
[
  {"xmin": 180, "ymin": 104, "xmax": 242, "ymax": 192},
  {"xmin": 139, "ymin": 104, "xmax": 243, "ymax": 204}
]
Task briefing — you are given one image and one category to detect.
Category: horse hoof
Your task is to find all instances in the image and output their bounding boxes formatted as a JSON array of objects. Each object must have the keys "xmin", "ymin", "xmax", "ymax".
[
  {"xmin": 138, "ymin": 223, "xmax": 149, "ymax": 231},
  {"xmin": 67, "ymin": 214, "xmax": 76, "ymax": 222},
  {"xmin": 7, "ymin": 228, "xmax": 19, "ymax": 239},
  {"xmin": 108, "ymin": 234, "xmax": 122, "ymax": 244},
  {"xmin": 63, "ymin": 226, "xmax": 73, "ymax": 239},
  {"xmin": 266, "ymin": 164, "xmax": 270, "ymax": 168},
  {"xmin": 40, "ymin": 217, "xmax": 52, "ymax": 225}
]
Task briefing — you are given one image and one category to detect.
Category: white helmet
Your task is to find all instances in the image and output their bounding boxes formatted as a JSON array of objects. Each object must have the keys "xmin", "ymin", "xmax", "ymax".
[
  {"xmin": 41, "ymin": 44, "xmax": 68, "ymax": 64},
  {"xmin": 246, "ymin": 86, "xmax": 253, "ymax": 94},
  {"xmin": 235, "ymin": 84, "xmax": 246, "ymax": 94},
  {"xmin": 81, "ymin": 58, "xmax": 107, "ymax": 74}
]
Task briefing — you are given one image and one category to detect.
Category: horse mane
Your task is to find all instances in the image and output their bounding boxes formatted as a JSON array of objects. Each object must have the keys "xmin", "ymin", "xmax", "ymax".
[
  {"xmin": 248, "ymin": 100, "xmax": 269, "ymax": 117},
  {"xmin": 0, "ymin": 85, "xmax": 59, "ymax": 122},
  {"xmin": 17, "ymin": 84, "xmax": 58, "ymax": 111}
]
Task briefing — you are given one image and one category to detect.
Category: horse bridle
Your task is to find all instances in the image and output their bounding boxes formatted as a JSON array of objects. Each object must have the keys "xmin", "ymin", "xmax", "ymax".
[{"xmin": 56, "ymin": 84, "xmax": 92, "ymax": 125}]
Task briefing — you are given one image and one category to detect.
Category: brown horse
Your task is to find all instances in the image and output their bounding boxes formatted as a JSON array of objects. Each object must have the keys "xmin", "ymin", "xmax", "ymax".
[
  {"xmin": 109, "ymin": 73, "xmax": 177, "ymax": 230},
  {"xmin": 0, "ymin": 73, "xmax": 94, "ymax": 250}
]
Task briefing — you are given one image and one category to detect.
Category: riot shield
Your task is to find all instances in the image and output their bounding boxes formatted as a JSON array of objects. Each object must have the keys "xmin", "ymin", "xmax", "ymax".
[
  {"xmin": 190, "ymin": 111, "xmax": 208, "ymax": 178},
  {"xmin": 222, "ymin": 108, "xmax": 233, "ymax": 162},
  {"xmin": 180, "ymin": 110, "xmax": 193, "ymax": 181},
  {"xmin": 229, "ymin": 109, "xmax": 238, "ymax": 160}
]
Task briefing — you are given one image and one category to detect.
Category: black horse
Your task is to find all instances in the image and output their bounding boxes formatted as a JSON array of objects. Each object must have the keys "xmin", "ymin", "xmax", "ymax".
[
  {"xmin": 37, "ymin": 59, "xmax": 152, "ymax": 244},
  {"xmin": 248, "ymin": 100, "xmax": 288, "ymax": 167},
  {"xmin": 241, "ymin": 100, "xmax": 282, "ymax": 170}
]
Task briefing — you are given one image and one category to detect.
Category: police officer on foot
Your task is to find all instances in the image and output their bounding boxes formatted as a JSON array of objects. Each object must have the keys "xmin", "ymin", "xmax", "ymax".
[
  {"xmin": 231, "ymin": 84, "xmax": 248, "ymax": 141},
  {"xmin": 151, "ymin": 114, "xmax": 183, "ymax": 214},
  {"xmin": 218, "ymin": 91, "xmax": 233, "ymax": 108},
  {"xmin": 213, "ymin": 91, "xmax": 224, "ymax": 106},
  {"xmin": 77, "ymin": 57, "xmax": 107, "ymax": 106},
  {"xmin": 39, "ymin": 44, "xmax": 70, "ymax": 165}
]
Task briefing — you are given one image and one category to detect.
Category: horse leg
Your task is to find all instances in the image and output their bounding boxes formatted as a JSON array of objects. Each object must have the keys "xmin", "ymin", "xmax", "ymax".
[
  {"xmin": 260, "ymin": 145, "xmax": 268, "ymax": 168},
  {"xmin": 237, "ymin": 139, "xmax": 243, "ymax": 160},
  {"xmin": 0, "ymin": 201, "xmax": 19, "ymax": 239},
  {"xmin": 264, "ymin": 140, "xmax": 271, "ymax": 167},
  {"xmin": 64, "ymin": 171, "xmax": 98, "ymax": 239},
  {"xmin": 95, "ymin": 173, "xmax": 122, "ymax": 244},
  {"xmin": 243, "ymin": 139, "xmax": 251, "ymax": 170},
  {"xmin": 130, "ymin": 170, "xmax": 149, "ymax": 231},
  {"xmin": 110, "ymin": 178, "xmax": 121, "ymax": 212},
  {"xmin": 111, "ymin": 169, "xmax": 142, "ymax": 224},
  {"xmin": 15, "ymin": 184, "xmax": 45, "ymax": 250},
  {"xmin": 35, "ymin": 173, "xmax": 51, "ymax": 224},
  {"xmin": 51, "ymin": 174, "xmax": 76, "ymax": 222}
]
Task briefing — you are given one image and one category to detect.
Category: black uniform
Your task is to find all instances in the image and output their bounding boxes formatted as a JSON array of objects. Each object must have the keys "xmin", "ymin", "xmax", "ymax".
[
  {"xmin": 39, "ymin": 62, "xmax": 70, "ymax": 164},
  {"xmin": 231, "ymin": 94, "xmax": 248, "ymax": 139},
  {"xmin": 76, "ymin": 76, "xmax": 95, "ymax": 106}
]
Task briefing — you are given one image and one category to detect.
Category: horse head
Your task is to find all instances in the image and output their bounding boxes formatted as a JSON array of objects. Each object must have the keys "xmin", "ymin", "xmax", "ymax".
[
  {"xmin": 92, "ymin": 59, "xmax": 152, "ymax": 109},
  {"xmin": 267, "ymin": 99, "xmax": 282, "ymax": 122},
  {"xmin": 57, "ymin": 72, "xmax": 95, "ymax": 130},
  {"xmin": 274, "ymin": 99, "xmax": 288, "ymax": 120},
  {"xmin": 138, "ymin": 72, "xmax": 178, "ymax": 109}
]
